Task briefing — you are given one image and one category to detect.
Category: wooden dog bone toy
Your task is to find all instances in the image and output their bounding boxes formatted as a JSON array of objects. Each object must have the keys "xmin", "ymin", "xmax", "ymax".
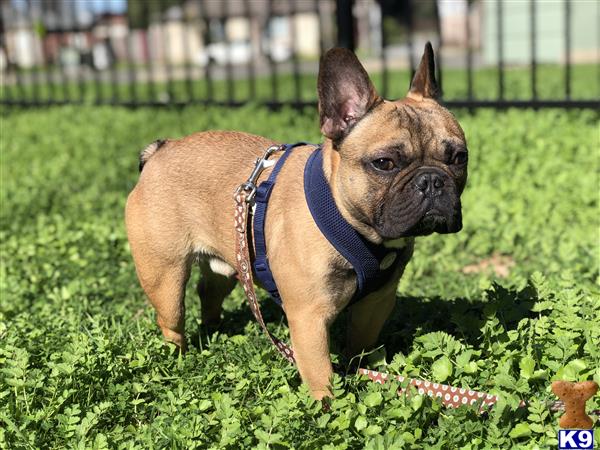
[{"xmin": 551, "ymin": 380, "xmax": 598, "ymax": 429}]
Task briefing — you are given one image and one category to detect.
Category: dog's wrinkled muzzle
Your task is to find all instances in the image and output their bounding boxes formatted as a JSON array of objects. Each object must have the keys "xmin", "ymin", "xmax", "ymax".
[{"xmin": 375, "ymin": 170, "xmax": 462, "ymax": 238}]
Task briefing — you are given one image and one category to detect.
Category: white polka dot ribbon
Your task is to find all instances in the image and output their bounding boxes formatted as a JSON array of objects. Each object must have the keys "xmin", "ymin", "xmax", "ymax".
[{"xmin": 357, "ymin": 368, "xmax": 505, "ymax": 410}]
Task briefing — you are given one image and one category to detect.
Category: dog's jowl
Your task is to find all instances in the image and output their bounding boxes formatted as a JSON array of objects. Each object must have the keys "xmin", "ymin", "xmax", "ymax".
[{"xmin": 125, "ymin": 43, "xmax": 468, "ymax": 400}]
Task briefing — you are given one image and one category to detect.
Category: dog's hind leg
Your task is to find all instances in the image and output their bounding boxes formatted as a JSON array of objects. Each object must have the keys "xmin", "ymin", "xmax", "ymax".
[
  {"xmin": 126, "ymin": 190, "xmax": 194, "ymax": 351},
  {"xmin": 135, "ymin": 256, "xmax": 192, "ymax": 351},
  {"xmin": 197, "ymin": 258, "xmax": 237, "ymax": 328}
]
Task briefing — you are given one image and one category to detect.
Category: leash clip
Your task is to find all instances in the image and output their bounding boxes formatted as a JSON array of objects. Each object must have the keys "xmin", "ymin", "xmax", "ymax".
[{"xmin": 235, "ymin": 144, "xmax": 282, "ymax": 204}]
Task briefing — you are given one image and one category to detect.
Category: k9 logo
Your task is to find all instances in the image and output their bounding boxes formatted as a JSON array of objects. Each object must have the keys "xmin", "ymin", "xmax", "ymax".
[{"xmin": 558, "ymin": 430, "xmax": 594, "ymax": 450}]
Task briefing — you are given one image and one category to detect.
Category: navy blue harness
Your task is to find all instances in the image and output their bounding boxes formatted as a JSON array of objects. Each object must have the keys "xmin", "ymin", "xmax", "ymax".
[{"xmin": 253, "ymin": 143, "xmax": 404, "ymax": 306}]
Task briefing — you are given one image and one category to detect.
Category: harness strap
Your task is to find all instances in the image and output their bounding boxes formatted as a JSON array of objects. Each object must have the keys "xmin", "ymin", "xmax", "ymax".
[
  {"xmin": 304, "ymin": 149, "xmax": 378, "ymax": 294},
  {"xmin": 253, "ymin": 143, "xmax": 307, "ymax": 305},
  {"xmin": 304, "ymin": 148, "xmax": 405, "ymax": 303}
]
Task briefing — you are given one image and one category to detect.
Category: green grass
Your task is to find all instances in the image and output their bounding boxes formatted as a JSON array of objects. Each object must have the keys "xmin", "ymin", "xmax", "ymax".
[
  {"xmin": 1, "ymin": 104, "xmax": 599, "ymax": 448},
  {"xmin": 2, "ymin": 63, "xmax": 599, "ymax": 105}
]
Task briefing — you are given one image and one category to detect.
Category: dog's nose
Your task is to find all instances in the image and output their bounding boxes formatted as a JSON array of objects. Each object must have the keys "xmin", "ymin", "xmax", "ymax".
[{"xmin": 414, "ymin": 171, "xmax": 445, "ymax": 196}]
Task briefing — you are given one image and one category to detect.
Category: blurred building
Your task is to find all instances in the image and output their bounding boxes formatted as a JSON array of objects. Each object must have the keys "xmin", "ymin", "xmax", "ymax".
[
  {"xmin": 482, "ymin": 0, "xmax": 598, "ymax": 65},
  {"xmin": 0, "ymin": 0, "xmax": 329, "ymax": 71},
  {"xmin": 0, "ymin": 0, "xmax": 597, "ymax": 74}
]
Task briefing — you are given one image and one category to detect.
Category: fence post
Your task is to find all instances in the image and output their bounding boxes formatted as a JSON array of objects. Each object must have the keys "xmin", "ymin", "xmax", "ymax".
[{"xmin": 335, "ymin": 0, "xmax": 355, "ymax": 50}]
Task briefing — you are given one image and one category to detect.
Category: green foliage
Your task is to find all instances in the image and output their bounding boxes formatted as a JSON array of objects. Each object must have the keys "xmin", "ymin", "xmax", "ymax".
[
  {"xmin": 0, "ymin": 104, "xmax": 598, "ymax": 448},
  {"xmin": 2, "ymin": 63, "xmax": 598, "ymax": 106}
]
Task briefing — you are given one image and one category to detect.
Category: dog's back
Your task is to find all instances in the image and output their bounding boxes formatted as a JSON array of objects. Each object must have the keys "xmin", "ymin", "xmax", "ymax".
[{"xmin": 127, "ymin": 130, "xmax": 275, "ymax": 257}]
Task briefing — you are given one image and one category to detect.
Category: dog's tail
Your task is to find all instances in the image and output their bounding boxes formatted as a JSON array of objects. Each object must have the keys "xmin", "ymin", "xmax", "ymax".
[{"xmin": 139, "ymin": 139, "xmax": 168, "ymax": 172}]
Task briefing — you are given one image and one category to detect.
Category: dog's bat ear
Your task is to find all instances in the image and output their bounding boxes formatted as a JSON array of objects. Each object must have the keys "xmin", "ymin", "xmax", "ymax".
[
  {"xmin": 408, "ymin": 42, "xmax": 440, "ymax": 101},
  {"xmin": 318, "ymin": 48, "xmax": 380, "ymax": 143}
]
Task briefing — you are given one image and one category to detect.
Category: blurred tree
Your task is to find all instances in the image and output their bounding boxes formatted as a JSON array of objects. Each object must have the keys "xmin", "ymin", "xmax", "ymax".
[{"xmin": 128, "ymin": 0, "xmax": 184, "ymax": 29}]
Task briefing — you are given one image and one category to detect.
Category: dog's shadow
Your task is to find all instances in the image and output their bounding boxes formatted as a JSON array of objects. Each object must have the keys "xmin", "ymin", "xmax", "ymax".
[
  {"xmin": 190, "ymin": 282, "xmax": 538, "ymax": 360},
  {"xmin": 188, "ymin": 288, "xmax": 290, "ymax": 349},
  {"xmin": 378, "ymin": 282, "xmax": 537, "ymax": 356}
]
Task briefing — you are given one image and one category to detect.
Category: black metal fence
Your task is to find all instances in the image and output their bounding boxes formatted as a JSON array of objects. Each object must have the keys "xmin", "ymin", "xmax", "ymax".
[{"xmin": 0, "ymin": 0, "xmax": 598, "ymax": 109}]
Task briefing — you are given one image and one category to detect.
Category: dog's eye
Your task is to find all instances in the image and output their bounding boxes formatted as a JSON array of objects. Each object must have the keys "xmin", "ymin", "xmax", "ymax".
[
  {"xmin": 452, "ymin": 151, "xmax": 468, "ymax": 165},
  {"xmin": 371, "ymin": 158, "xmax": 396, "ymax": 171}
]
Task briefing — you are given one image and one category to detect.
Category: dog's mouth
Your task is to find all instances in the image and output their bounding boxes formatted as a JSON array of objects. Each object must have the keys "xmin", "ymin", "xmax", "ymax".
[
  {"xmin": 375, "ymin": 196, "xmax": 462, "ymax": 239},
  {"xmin": 407, "ymin": 210, "xmax": 461, "ymax": 236}
]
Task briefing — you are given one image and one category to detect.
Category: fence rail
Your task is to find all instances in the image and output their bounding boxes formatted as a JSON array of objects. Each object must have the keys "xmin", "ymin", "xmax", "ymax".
[{"xmin": 0, "ymin": 0, "xmax": 598, "ymax": 110}]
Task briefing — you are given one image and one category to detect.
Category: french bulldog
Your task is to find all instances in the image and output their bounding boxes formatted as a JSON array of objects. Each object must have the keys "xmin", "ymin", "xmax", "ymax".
[{"xmin": 125, "ymin": 43, "xmax": 468, "ymax": 399}]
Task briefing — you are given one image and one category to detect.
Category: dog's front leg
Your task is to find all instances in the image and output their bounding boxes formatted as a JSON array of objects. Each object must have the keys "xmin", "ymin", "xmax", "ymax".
[
  {"xmin": 346, "ymin": 261, "xmax": 409, "ymax": 356},
  {"xmin": 346, "ymin": 289, "xmax": 397, "ymax": 357},
  {"xmin": 287, "ymin": 306, "xmax": 335, "ymax": 400}
]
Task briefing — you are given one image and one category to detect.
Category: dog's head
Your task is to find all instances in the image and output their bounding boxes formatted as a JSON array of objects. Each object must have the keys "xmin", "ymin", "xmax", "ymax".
[{"xmin": 318, "ymin": 43, "xmax": 467, "ymax": 241}]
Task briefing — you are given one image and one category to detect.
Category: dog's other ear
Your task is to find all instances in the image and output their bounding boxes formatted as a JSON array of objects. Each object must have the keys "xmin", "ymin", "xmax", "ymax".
[
  {"xmin": 408, "ymin": 42, "xmax": 440, "ymax": 101},
  {"xmin": 318, "ymin": 48, "xmax": 380, "ymax": 143}
]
